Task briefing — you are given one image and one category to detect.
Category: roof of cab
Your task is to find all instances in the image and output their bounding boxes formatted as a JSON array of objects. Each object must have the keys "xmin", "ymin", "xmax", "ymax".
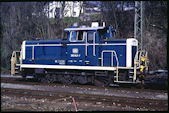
[{"xmin": 64, "ymin": 26, "xmax": 105, "ymax": 31}]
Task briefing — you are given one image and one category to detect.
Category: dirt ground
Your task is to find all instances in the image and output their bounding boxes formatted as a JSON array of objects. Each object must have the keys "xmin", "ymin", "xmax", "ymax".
[
  {"xmin": 1, "ymin": 94, "xmax": 150, "ymax": 111},
  {"xmin": 1, "ymin": 75, "xmax": 168, "ymax": 111}
]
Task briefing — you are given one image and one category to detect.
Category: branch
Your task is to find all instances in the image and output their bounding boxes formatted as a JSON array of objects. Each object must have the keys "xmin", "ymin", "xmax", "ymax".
[{"xmin": 149, "ymin": 24, "xmax": 168, "ymax": 34}]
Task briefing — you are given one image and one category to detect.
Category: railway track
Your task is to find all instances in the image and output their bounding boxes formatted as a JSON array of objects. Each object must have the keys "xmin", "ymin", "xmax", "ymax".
[
  {"xmin": 1, "ymin": 75, "xmax": 168, "ymax": 91},
  {"xmin": 1, "ymin": 76, "xmax": 168, "ymax": 111},
  {"xmin": 1, "ymin": 87, "xmax": 168, "ymax": 111}
]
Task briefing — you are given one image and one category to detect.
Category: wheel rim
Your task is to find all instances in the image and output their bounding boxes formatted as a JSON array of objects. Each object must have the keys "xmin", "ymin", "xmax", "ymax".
[
  {"xmin": 94, "ymin": 76, "xmax": 110, "ymax": 87},
  {"xmin": 61, "ymin": 75, "xmax": 73, "ymax": 85},
  {"xmin": 40, "ymin": 74, "xmax": 51, "ymax": 83}
]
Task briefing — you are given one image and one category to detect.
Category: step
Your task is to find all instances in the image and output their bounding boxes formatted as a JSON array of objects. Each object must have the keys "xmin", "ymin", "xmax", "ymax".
[
  {"xmin": 129, "ymin": 76, "xmax": 133, "ymax": 78},
  {"xmin": 15, "ymin": 67, "xmax": 19, "ymax": 69},
  {"xmin": 16, "ymin": 64, "xmax": 21, "ymax": 66},
  {"xmin": 15, "ymin": 71, "xmax": 19, "ymax": 74},
  {"xmin": 114, "ymin": 80, "xmax": 139, "ymax": 84},
  {"xmin": 109, "ymin": 84, "xmax": 119, "ymax": 87}
]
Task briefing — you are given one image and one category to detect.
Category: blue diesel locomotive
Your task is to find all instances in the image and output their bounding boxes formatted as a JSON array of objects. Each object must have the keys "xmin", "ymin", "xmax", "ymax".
[{"xmin": 11, "ymin": 23, "xmax": 148, "ymax": 86}]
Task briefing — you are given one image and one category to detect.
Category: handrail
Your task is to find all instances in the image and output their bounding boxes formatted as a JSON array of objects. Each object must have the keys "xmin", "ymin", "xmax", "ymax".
[
  {"xmin": 112, "ymin": 51, "xmax": 119, "ymax": 82},
  {"xmin": 133, "ymin": 50, "xmax": 142, "ymax": 81},
  {"xmin": 11, "ymin": 51, "xmax": 20, "ymax": 75},
  {"xmin": 85, "ymin": 32, "xmax": 88, "ymax": 56},
  {"xmin": 133, "ymin": 50, "xmax": 148, "ymax": 82},
  {"xmin": 93, "ymin": 32, "xmax": 96, "ymax": 56},
  {"xmin": 11, "ymin": 51, "xmax": 17, "ymax": 75},
  {"xmin": 134, "ymin": 50, "xmax": 142, "ymax": 68},
  {"xmin": 101, "ymin": 50, "xmax": 119, "ymax": 67},
  {"xmin": 101, "ymin": 50, "xmax": 119, "ymax": 82}
]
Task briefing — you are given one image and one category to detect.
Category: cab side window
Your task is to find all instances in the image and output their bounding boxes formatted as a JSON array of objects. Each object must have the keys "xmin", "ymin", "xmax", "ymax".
[
  {"xmin": 77, "ymin": 31, "xmax": 83, "ymax": 40},
  {"xmin": 87, "ymin": 32, "xmax": 94, "ymax": 41},
  {"xmin": 70, "ymin": 31, "xmax": 77, "ymax": 41}
]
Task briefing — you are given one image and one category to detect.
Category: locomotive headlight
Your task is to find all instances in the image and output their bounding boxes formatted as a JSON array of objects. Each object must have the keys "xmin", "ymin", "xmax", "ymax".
[
  {"xmin": 132, "ymin": 40, "xmax": 137, "ymax": 45},
  {"xmin": 132, "ymin": 39, "xmax": 138, "ymax": 46}
]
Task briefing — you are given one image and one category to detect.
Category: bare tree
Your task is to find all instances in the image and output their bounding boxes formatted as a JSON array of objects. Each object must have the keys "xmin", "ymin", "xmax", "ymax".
[{"xmin": 1, "ymin": 1, "xmax": 167, "ymax": 71}]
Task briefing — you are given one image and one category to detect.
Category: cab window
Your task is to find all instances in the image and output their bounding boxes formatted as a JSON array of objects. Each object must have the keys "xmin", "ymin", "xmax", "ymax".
[
  {"xmin": 70, "ymin": 31, "xmax": 84, "ymax": 41},
  {"xmin": 87, "ymin": 32, "xmax": 94, "ymax": 41},
  {"xmin": 77, "ymin": 31, "xmax": 83, "ymax": 40},
  {"xmin": 71, "ymin": 31, "xmax": 77, "ymax": 41}
]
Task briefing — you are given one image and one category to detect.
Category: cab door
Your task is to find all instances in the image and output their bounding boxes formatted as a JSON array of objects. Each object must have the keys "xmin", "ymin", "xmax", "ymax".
[
  {"xmin": 85, "ymin": 31, "xmax": 99, "ymax": 66},
  {"xmin": 67, "ymin": 30, "xmax": 85, "ymax": 66}
]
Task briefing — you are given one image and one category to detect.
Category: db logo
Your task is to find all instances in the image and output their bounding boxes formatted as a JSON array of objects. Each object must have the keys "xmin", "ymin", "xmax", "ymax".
[{"xmin": 72, "ymin": 48, "xmax": 78, "ymax": 53}]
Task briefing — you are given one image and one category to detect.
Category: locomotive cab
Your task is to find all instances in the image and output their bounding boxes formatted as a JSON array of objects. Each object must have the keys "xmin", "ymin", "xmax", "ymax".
[{"xmin": 65, "ymin": 26, "xmax": 116, "ymax": 42}]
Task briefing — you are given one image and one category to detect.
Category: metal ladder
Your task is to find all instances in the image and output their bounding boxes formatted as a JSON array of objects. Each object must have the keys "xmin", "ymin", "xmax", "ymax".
[
  {"xmin": 11, "ymin": 51, "xmax": 20, "ymax": 75},
  {"xmin": 111, "ymin": 51, "xmax": 119, "ymax": 82},
  {"xmin": 132, "ymin": 50, "xmax": 148, "ymax": 82}
]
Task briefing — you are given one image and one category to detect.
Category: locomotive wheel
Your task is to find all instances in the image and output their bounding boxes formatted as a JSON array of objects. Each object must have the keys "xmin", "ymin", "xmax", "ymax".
[
  {"xmin": 41, "ymin": 74, "xmax": 54, "ymax": 83},
  {"xmin": 34, "ymin": 74, "xmax": 43, "ymax": 82},
  {"xmin": 94, "ymin": 76, "xmax": 111, "ymax": 87},
  {"xmin": 41, "ymin": 77, "xmax": 48, "ymax": 83},
  {"xmin": 46, "ymin": 74, "xmax": 55, "ymax": 83},
  {"xmin": 61, "ymin": 75, "xmax": 73, "ymax": 85},
  {"xmin": 77, "ymin": 76, "xmax": 88, "ymax": 84}
]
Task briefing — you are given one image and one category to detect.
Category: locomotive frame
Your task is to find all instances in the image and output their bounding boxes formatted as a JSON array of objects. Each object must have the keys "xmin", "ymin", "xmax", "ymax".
[{"xmin": 11, "ymin": 23, "xmax": 149, "ymax": 86}]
